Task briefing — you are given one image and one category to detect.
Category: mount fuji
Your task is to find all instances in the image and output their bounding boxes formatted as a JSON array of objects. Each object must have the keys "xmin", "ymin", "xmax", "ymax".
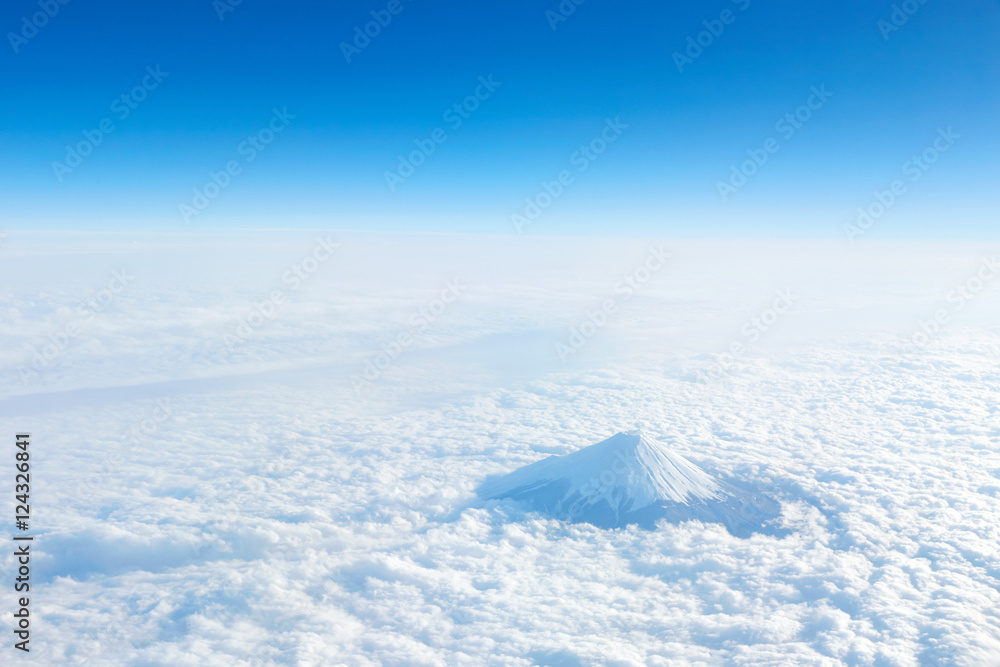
[{"xmin": 478, "ymin": 431, "xmax": 783, "ymax": 537}]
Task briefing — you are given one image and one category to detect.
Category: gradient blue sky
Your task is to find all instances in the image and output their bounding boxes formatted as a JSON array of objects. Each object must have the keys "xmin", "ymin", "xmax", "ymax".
[{"xmin": 2, "ymin": 0, "xmax": 998, "ymax": 237}]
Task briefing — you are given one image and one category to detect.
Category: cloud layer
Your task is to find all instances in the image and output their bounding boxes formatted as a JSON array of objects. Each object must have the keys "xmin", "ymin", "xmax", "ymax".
[{"xmin": 1, "ymin": 233, "xmax": 998, "ymax": 665}]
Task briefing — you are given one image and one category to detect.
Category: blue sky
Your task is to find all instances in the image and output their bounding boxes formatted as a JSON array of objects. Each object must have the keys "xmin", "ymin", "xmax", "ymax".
[{"xmin": 2, "ymin": 0, "xmax": 998, "ymax": 237}]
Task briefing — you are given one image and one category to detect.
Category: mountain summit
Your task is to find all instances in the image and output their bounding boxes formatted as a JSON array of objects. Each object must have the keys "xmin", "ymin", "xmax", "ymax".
[{"xmin": 478, "ymin": 431, "xmax": 782, "ymax": 536}]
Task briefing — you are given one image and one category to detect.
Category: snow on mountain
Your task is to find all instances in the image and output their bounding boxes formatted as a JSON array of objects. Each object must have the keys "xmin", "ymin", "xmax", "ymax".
[{"xmin": 479, "ymin": 430, "xmax": 783, "ymax": 536}]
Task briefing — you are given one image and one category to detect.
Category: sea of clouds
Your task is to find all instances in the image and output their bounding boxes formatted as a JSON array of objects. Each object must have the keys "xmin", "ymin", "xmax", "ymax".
[{"xmin": 1, "ymin": 231, "xmax": 998, "ymax": 665}]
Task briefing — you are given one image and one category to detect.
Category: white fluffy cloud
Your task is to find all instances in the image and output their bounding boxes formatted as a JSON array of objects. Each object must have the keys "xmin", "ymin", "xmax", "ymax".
[{"xmin": 0, "ymin": 233, "xmax": 998, "ymax": 665}]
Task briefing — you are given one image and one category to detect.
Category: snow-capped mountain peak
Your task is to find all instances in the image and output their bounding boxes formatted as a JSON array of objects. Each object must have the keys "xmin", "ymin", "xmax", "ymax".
[{"xmin": 479, "ymin": 431, "xmax": 781, "ymax": 536}]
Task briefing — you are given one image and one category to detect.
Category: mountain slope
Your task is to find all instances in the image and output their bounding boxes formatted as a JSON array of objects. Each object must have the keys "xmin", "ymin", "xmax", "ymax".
[{"xmin": 478, "ymin": 431, "xmax": 782, "ymax": 536}]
